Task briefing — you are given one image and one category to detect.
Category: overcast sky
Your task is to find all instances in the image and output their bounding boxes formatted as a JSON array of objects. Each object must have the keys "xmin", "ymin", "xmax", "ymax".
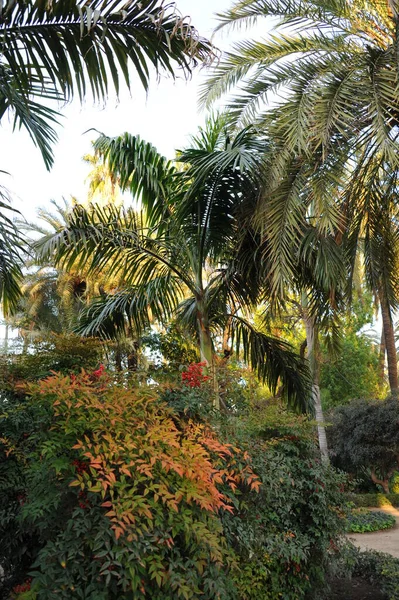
[{"xmin": 0, "ymin": 0, "xmax": 263, "ymax": 221}]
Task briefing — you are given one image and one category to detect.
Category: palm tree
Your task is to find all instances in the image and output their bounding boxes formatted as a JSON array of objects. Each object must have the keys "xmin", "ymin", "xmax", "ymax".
[
  {"xmin": 1, "ymin": 0, "xmax": 215, "ymax": 169},
  {"xmin": 202, "ymin": 0, "xmax": 399, "ymax": 395},
  {"xmin": 35, "ymin": 118, "xmax": 311, "ymax": 411},
  {"xmin": 0, "ymin": 0, "xmax": 215, "ymax": 313},
  {"xmin": 0, "ymin": 189, "xmax": 23, "ymax": 315}
]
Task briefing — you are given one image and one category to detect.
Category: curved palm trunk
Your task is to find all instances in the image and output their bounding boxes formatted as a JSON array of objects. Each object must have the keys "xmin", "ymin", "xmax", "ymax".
[
  {"xmin": 378, "ymin": 288, "xmax": 398, "ymax": 395},
  {"xmin": 302, "ymin": 305, "xmax": 329, "ymax": 462}
]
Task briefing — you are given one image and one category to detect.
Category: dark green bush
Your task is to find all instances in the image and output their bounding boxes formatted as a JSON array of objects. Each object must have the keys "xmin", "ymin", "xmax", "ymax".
[
  {"xmin": 328, "ymin": 398, "xmax": 399, "ymax": 493},
  {"xmin": 346, "ymin": 509, "xmax": 396, "ymax": 533},
  {"xmin": 333, "ymin": 543, "xmax": 399, "ymax": 600}
]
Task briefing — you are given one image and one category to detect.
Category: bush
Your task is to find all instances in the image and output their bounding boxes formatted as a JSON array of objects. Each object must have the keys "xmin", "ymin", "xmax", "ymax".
[
  {"xmin": 346, "ymin": 509, "xmax": 396, "ymax": 533},
  {"xmin": 328, "ymin": 397, "xmax": 399, "ymax": 492},
  {"xmin": 0, "ymin": 370, "xmax": 260, "ymax": 599},
  {"xmin": 0, "ymin": 334, "xmax": 104, "ymax": 397},
  {"xmin": 345, "ymin": 493, "xmax": 399, "ymax": 508},
  {"xmin": 334, "ymin": 543, "xmax": 399, "ymax": 600},
  {"xmin": 221, "ymin": 406, "xmax": 348, "ymax": 600}
]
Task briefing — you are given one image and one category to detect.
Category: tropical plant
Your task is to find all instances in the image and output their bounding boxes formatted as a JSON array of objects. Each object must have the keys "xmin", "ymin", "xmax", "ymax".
[
  {"xmin": 202, "ymin": 0, "xmax": 399, "ymax": 395},
  {"xmin": 1, "ymin": 0, "xmax": 215, "ymax": 169},
  {"xmin": 0, "ymin": 191, "xmax": 23, "ymax": 314},
  {"xmin": 0, "ymin": 0, "xmax": 215, "ymax": 313},
  {"xmin": 34, "ymin": 117, "xmax": 311, "ymax": 411}
]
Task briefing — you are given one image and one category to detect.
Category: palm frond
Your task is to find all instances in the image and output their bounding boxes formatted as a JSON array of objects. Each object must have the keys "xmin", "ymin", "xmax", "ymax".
[{"xmin": 230, "ymin": 314, "xmax": 312, "ymax": 413}]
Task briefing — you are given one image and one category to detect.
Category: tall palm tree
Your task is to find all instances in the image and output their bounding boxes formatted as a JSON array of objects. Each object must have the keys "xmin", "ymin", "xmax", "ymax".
[
  {"xmin": 202, "ymin": 0, "xmax": 399, "ymax": 395},
  {"xmin": 35, "ymin": 119, "xmax": 311, "ymax": 411}
]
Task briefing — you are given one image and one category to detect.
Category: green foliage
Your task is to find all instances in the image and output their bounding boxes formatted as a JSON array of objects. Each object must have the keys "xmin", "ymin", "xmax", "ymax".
[
  {"xmin": 335, "ymin": 544, "xmax": 399, "ymax": 600},
  {"xmin": 345, "ymin": 509, "xmax": 396, "ymax": 533},
  {"xmin": 1, "ymin": 0, "xmax": 215, "ymax": 170},
  {"xmin": 320, "ymin": 333, "xmax": 381, "ymax": 408},
  {"xmin": 0, "ymin": 370, "xmax": 260, "ymax": 599},
  {"xmin": 0, "ymin": 334, "xmax": 104, "ymax": 395},
  {"xmin": 328, "ymin": 397, "xmax": 399, "ymax": 489},
  {"xmin": 221, "ymin": 405, "xmax": 347, "ymax": 600},
  {"xmin": 143, "ymin": 325, "xmax": 200, "ymax": 382},
  {"xmin": 345, "ymin": 493, "xmax": 399, "ymax": 508}
]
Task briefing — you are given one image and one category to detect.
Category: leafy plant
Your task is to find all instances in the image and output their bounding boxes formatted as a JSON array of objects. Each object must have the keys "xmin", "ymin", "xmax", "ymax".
[
  {"xmin": 221, "ymin": 405, "xmax": 348, "ymax": 599},
  {"xmin": 346, "ymin": 509, "xmax": 396, "ymax": 533},
  {"xmin": 333, "ymin": 543, "xmax": 399, "ymax": 600},
  {"xmin": 328, "ymin": 397, "xmax": 399, "ymax": 492},
  {"xmin": 0, "ymin": 369, "xmax": 260, "ymax": 599}
]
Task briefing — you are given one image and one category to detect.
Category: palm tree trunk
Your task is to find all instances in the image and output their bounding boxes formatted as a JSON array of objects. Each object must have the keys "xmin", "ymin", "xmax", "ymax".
[
  {"xmin": 378, "ymin": 288, "xmax": 398, "ymax": 395},
  {"xmin": 379, "ymin": 326, "xmax": 386, "ymax": 390},
  {"xmin": 197, "ymin": 301, "xmax": 219, "ymax": 410},
  {"xmin": 302, "ymin": 303, "xmax": 329, "ymax": 462}
]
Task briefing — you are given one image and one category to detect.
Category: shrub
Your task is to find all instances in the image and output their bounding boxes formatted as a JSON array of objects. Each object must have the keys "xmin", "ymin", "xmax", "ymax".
[
  {"xmin": 221, "ymin": 405, "xmax": 348, "ymax": 600},
  {"xmin": 334, "ymin": 543, "xmax": 399, "ymax": 600},
  {"xmin": 0, "ymin": 370, "xmax": 260, "ymax": 599},
  {"xmin": 328, "ymin": 397, "xmax": 399, "ymax": 492},
  {"xmin": 346, "ymin": 509, "xmax": 396, "ymax": 533},
  {"xmin": 0, "ymin": 334, "xmax": 104, "ymax": 397},
  {"xmin": 345, "ymin": 493, "xmax": 399, "ymax": 508}
]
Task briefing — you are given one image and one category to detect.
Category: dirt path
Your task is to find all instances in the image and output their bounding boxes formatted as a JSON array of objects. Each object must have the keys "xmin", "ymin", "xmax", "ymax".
[{"xmin": 347, "ymin": 505, "xmax": 399, "ymax": 558}]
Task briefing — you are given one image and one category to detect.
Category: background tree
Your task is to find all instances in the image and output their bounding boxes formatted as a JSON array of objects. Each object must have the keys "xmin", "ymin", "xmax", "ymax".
[
  {"xmin": 328, "ymin": 397, "xmax": 399, "ymax": 493},
  {"xmin": 202, "ymin": 0, "xmax": 399, "ymax": 396}
]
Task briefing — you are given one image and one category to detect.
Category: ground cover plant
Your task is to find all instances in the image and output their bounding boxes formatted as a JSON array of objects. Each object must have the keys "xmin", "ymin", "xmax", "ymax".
[{"xmin": 345, "ymin": 509, "xmax": 396, "ymax": 533}]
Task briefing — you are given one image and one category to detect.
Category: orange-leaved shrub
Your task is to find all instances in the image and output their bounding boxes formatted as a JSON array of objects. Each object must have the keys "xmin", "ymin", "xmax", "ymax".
[{"xmin": 2, "ymin": 369, "xmax": 259, "ymax": 599}]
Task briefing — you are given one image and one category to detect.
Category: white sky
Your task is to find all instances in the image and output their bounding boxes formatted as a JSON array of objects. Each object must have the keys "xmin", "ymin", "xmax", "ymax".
[{"xmin": 0, "ymin": 0, "xmax": 265, "ymax": 221}]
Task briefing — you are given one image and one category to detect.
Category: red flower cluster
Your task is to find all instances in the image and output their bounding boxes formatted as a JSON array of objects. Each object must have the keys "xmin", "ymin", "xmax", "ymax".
[
  {"xmin": 12, "ymin": 578, "xmax": 32, "ymax": 594},
  {"xmin": 92, "ymin": 364, "xmax": 106, "ymax": 378},
  {"xmin": 181, "ymin": 362, "xmax": 211, "ymax": 388}
]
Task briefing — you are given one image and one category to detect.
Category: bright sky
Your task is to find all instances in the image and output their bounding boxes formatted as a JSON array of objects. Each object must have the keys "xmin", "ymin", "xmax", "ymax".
[{"xmin": 0, "ymin": 0, "xmax": 263, "ymax": 221}]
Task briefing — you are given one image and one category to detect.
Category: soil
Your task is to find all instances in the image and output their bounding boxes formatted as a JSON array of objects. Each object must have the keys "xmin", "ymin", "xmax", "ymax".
[{"xmin": 324, "ymin": 576, "xmax": 387, "ymax": 600}]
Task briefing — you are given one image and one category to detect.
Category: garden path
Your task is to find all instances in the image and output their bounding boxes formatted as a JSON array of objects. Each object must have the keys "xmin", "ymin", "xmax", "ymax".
[{"xmin": 347, "ymin": 505, "xmax": 399, "ymax": 558}]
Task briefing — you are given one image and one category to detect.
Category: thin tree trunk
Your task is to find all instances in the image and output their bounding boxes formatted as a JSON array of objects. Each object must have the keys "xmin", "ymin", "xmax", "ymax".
[
  {"xmin": 378, "ymin": 326, "xmax": 386, "ymax": 390},
  {"xmin": 197, "ymin": 302, "xmax": 219, "ymax": 410},
  {"xmin": 302, "ymin": 304, "xmax": 329, "ymax": 462},
  {"xmin": 378, "ymin": 288, "xmax": 398, "ymax": 395},
  {"xmin": 115, "ymin": 343, "xmax": 123, "ymax": 372}
]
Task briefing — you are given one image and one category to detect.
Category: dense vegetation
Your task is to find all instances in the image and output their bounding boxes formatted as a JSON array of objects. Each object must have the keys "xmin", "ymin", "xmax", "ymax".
[{"xmin": 2, "ymin": 0, "xmax": 399, "ymax": 598}]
